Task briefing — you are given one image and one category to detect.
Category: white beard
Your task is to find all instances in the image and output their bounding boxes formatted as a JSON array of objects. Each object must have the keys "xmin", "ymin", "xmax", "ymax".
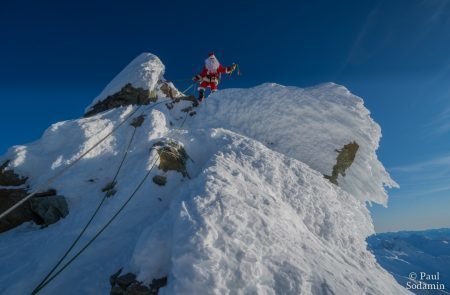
[{"xmin": 205, "ymin": 56, "xmax": 220, "ymax": 73}]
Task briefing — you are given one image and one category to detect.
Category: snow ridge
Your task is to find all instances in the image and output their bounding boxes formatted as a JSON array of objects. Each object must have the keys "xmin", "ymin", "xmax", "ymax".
[
  {"xmin": 190, "ymin": 82, "xmax": 397, "ymax": 205},
  {"xmin": 0, "ymin": 53, "xmax": 406, "ymax": 294}
]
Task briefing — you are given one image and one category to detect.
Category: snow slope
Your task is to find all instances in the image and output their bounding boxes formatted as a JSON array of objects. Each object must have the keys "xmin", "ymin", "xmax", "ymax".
[{"xmin": 0, "ymin": 53, "xmax": 406, "ymax": 294}]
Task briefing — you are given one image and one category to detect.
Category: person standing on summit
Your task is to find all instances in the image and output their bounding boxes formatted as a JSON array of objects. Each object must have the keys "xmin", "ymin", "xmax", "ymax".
[{"xmin": 192, "ymin": 53, "xmax": 236, "ymax": 105}]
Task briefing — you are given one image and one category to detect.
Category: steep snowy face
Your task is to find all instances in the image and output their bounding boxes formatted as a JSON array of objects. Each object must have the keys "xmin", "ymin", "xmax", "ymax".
[
  {"xmin": 0, "ymin": 53, "xmax": 405, "ymax": 294},
  {"xmin": 157, "ymin": 129, "xmax": 406, "ymax": 295},
  {"xmin": 190, "ymin": 83, "xmax": 397, "ymax": 205},
  {"xmin": 85, "ymin": 53, "xmax": 166, "ymax": 113}
]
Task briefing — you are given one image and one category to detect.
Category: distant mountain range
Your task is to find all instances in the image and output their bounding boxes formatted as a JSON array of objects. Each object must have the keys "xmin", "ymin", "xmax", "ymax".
[{"xmin": 368, "ymin": 228, "xmax": 450, "ymax": 294}]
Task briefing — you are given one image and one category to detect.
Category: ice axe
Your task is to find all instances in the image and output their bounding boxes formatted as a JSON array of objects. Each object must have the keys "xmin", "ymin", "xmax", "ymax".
[{"xmin": 231, "ymin": 62, "xmax": 241, "ymax": 76}]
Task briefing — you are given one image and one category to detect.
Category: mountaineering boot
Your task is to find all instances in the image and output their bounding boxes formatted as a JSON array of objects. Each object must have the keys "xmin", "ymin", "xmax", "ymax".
[
  {"xmin": 193, "ymin": 89, "xmax": 204, "ymax": 107},
  {"xmin": 198, "ymin": 89, "xmax": 205, "ymax": 102}
]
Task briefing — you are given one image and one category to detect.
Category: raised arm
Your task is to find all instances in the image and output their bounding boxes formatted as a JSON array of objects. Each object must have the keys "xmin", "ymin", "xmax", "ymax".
[{"xmin": 218, "ymin": 64, "xmax": 237, "ymax": 74}]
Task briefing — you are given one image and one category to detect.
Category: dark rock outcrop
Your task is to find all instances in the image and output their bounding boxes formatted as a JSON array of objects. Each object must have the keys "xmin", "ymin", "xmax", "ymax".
[
  {"xmin": 0, "ymin": 188, "xmax": 69, "ymax": 232},
  {"xmin": 0, "ymin": 188, "xmax": 30, "ymax": 232},
  {"xmin": 152, "ymin": 175, "xmax": 167, "ymax": 186},
  {"xmin": 102, "ymin": 180, "xmax": 118, "ymax": 197},
  {"xmin": 153, "ymin": 141, "xmax": 189, "ymax": 178},
  {"xmin": 85, "ymin": 83, "xmax": 158, "ymax": 117},
  {"xmin": 325, "ymin": 141, "xmax": 359, "ymax": 185},
  {"xmin": 0, "ymin": 162, "xmax": 68, "ymax": 232},
  {"xmin": 110, "ymin": 269, "xmax": 167, "ymax": 295},
  {"xmin": 29, "ymin": 195, "xmax": 69, "ymax": 226},
  {"xmin": 130, "ymin": 114, "xmax": 146, "ymax": 128},
  {"xmin": 159, "ymin": 82, "xmax": 176, "ymax": 99},
  {"xmin": 0, "ymin": 160, "xmax": 28, "ymax": 186},
  {"xmin": 149, "ymin": 277, "xmax": 168, "ymax": 294}
]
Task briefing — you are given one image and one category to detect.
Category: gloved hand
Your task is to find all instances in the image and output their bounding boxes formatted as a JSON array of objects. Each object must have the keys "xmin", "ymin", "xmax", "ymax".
[{"xmin": 192, "ymin": 76, "xmax": 199, "ymax": 82}]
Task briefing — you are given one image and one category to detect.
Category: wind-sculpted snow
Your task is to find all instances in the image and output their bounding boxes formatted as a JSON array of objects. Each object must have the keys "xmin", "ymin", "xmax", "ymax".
[
  {"xmin": 0, "ymin": 53, "xmax": 405, "ymax": 294},
  {"xmin": 155, "ymin": 128, "xmax": 406, "ymax": 294},
  {"xmin": 190, "ymin": 83, "xmax": 397, "ymax": 205}
]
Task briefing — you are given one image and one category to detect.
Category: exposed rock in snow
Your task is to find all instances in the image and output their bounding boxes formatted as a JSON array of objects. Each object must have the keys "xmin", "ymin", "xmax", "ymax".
[
  {"xmin": 0, "ymin": 188, "xmax": 29, "ymax": 232},
  {"xmin": 190, "ymin": 83, "xmax": 398, "ymax": 205},
  {"xmin": 0, "ymin": 161, "xmax": 68, "ymax": 232},
  {"xmin": 154, "ymin": 141, "xmax": 190, "ymax": 178},
  {"xmin": 152, "ymin": 175, "xmax": 167, "ymax": 186},
  {"xmin": 85, "ymin": 83, "xmax": 158, "ymax": 117},
  {"xmin": 29, "ymin": 195, "xmax": 68, "ymax": 226},
  {"xmin": 0, "ymin": 160, "xmax": 28, "ymax": 186},
  {"xmin": 85, "ymin": 53, "xmax": 181, "ymax": 117},
  {"xmin": 110, "ymin": 269, "xmax": 167, "ymax": 295},
  {"xmin": 0, "ymin": 53, "xmax": 406, "ymax": 294},
  {"xmin": 0, "ymin": 186, "xmax": 68, "ymax": 232},
  {"xmin": 325, "ymin": 141, "xmax": 359, "ymax": 185},
  {"xmin": 87, "ymin": 53, "xmax": 164, "ymax": 110}
]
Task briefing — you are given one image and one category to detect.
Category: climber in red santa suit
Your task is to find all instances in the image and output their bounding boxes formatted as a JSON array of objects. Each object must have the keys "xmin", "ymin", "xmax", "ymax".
[{"xmin": 192, "ymin": 53, "xmax": 236, "ymax": 105}]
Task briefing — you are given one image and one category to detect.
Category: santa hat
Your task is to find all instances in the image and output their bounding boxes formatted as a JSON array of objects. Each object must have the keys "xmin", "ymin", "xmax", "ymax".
[{"xmin": 208, "ymin": 52, "xmax": 215, "ymax": 58}]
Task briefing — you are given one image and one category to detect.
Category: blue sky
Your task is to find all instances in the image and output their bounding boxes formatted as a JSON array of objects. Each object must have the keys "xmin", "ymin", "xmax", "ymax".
[{"xmin": 0, "ymin": 0, "xmax": 449, "ymax": 232}]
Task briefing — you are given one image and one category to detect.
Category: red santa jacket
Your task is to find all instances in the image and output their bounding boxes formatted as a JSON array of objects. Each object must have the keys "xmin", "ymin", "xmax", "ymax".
[{"xmin": 195, "ymin": 64, "xmax": 233, "ymax": 84}]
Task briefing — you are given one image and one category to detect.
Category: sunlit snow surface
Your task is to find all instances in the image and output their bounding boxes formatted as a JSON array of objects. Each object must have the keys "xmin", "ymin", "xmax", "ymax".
[{"xmin": 0, "ymin": 54, "xmax": 406, "ymax": 294}]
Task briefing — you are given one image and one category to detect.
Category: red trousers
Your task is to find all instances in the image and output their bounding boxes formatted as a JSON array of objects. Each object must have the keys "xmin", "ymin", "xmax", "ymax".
[{"xmin": 198, "ymin": 81, "xmax": 218, "ymax": 92}]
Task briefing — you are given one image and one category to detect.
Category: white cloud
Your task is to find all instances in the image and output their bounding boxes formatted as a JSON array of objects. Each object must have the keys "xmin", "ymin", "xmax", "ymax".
[
  {"xmin": 388, "ymin": 155, "xmax": 450, "ymax": 202},
  {"xmin": 423, "ymin": 105, "xmax": 450, "ymax": 136},
  {"xmin": 339, "ymin": 3, "xmax": 381, "ymax": 73},
  {"xmin": 425, "ymin": 0, "xmax": 449, "ymax": 21},
  {"xmin": 391, "ymin": 155, "xmax": 450, "ymax": 172}
]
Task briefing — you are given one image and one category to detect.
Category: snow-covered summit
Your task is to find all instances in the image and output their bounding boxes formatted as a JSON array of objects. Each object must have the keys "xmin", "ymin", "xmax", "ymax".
[
  {"xmin": 0, "ymin": 53, "xmax": 407, "ymax": 294},
  {"xmin": 85, "ymin": 53, "xmax": 165, "ymax": 113}
]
